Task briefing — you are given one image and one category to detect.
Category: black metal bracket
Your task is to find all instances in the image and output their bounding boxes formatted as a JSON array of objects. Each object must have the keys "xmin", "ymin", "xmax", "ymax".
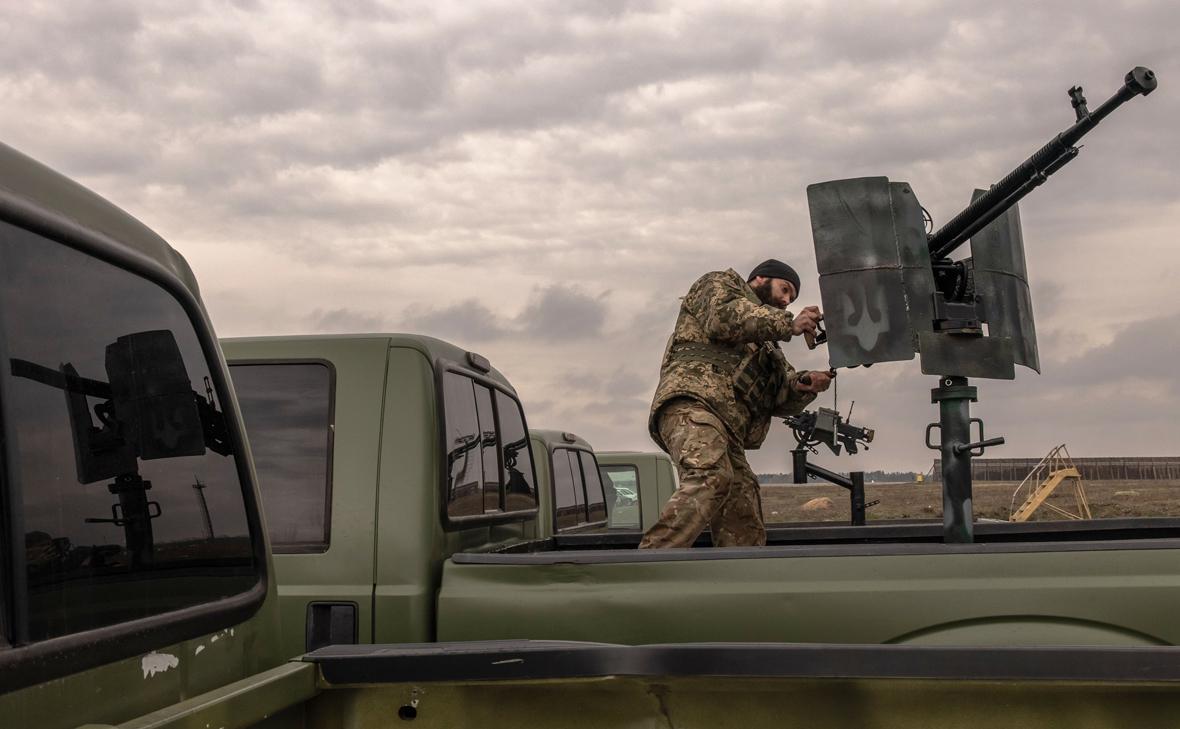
[{"xmin": 792, "ymin": 448, "xmax": 869, "ymax": 526}]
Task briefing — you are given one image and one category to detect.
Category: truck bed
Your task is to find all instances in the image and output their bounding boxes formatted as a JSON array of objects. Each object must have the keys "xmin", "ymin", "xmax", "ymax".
[
  {"xmin": 437, "ymin": 519, "xmax": 1180, "ymax": 647},
  {"xmin": 109, "ymin": 640, "xmax": 1180, "ymax": 728}
]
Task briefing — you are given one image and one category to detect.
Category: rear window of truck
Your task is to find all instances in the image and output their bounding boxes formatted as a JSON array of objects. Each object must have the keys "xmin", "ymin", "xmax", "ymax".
[
  {"xmin": 230, "ymin": 362, "xmax": 334, "ymax": 552},
  {"xmin": 0, "ymin": 220, "xmax": 259, "ymax": 644},
  {"xmin": 552, "ymin": 447, "xmax": 607, "ymax": 531},
  {"xmin": 441, "ymin": 371, "xmax": 538, "ymax": 522},
  {"xmin": 600, "ymin": 464, "xmax": 641, "ymax": 529}
]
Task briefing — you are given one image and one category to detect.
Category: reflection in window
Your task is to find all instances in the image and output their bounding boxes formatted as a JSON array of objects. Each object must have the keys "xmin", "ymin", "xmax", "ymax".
[
  {"xmin": 601, "ymin": 465, "xmax": 641, "ymax": 529},
  {"xmin": 555, "ymin": 447, "xmax": 601, "ymax": 531},
  {"xmin": 231, "ymin": 363, "xmax": 333, "ymax": 551},
  {"xmin": 580, "ymin": 451, "xmax": 607, "ymax": 523},
  {"xmin": 442, "ymin": 374, "xmax": 538, "ymax": 520},
  {"xmin": 0, "ymin": 221, "xmax": 257, "ymax": 642},
  {"xmin": 552, "ymin": 449, "xmax": 579, "ymax": 530},
  {"xmin": 495, "ymin": 390, "xmax": 537, "ymax": 512},
  {"xmin": 442, "ymin": 373, "xmax": 483, "ymax": 517},
  {"xmin": 475, "ymin": 384, "xmax": 500, "ymax": 512},
  {"xmin": 567, "ymin": 450, "xmax": 586, "ymax": 512}
]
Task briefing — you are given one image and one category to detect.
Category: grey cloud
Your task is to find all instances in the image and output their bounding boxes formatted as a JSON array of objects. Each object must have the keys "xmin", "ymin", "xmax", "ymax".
[
  {"xmin": 559, "ymin": 367, "xmax": 651, "ymax": 399},
  {"xmin": 308, "ymin": 307, "xmax": 389, "ymax": 333},
  {"xmin": 401, "ymin": 299, "xmax": 509, "ymax": 342},
  {"xmin": 399, "ymin": 286, "xmax": 610, "ymax": 344},
  {"xmin": 1050, "ymin": 312, "xmax": 1180, "ymax": 393},
  {"xmin": 515, "ymin": 286, "xmax": 608, "ymax": 340}
]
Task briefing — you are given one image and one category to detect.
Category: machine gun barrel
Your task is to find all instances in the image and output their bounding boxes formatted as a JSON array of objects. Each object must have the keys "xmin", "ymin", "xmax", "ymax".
[{"xmin": 927, "ymin": 66, "xmax": 1157, "ymax": 262}]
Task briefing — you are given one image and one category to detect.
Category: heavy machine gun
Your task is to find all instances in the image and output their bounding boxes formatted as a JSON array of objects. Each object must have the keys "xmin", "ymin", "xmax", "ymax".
[{"xmin": 805, "ymin": 66, "xmax": 1157, "ymax": 542}]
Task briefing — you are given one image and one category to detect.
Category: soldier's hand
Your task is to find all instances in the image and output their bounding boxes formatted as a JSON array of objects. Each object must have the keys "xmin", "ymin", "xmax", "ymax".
[
  {"xmin": 794, "ymin": 369, "xmax": 834, "ymax": 394},
  {"xmin": 790, "ymin": 306, "xmax": 822, "ymax": 337}
]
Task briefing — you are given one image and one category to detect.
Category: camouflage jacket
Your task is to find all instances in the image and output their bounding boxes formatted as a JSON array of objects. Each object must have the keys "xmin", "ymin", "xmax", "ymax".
[{"xmin": 649, "ymin": 268, "xmax": 816, "ymax": 450}]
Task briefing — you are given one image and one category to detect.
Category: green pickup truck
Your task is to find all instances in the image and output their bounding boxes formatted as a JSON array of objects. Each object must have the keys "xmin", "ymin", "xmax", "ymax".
[
  {"xmin": 222, "ymin": 331, "xmax": 1180, "ymax": 651},
  {"xmin": 6, "ymin": 140, "xmax": 1180, "ymax": 729}
]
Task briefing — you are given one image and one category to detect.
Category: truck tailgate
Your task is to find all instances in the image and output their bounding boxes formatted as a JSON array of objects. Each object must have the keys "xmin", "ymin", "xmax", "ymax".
[{"xmin": 302, "ymin": 640, "xmax": 1180, "ymax": 729}]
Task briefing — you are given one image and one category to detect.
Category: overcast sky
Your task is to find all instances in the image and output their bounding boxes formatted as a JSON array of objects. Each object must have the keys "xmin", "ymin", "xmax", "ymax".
[{"xmin": 3, "ymin": 1, "xmax": 1177, "ymax": 473}]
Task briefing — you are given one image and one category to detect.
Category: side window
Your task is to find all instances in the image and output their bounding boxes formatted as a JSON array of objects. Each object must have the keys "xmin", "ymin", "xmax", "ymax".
[
  {"xmin": 475, "ymin": 385, "xmax": 500, "ymax": 513},
  {"xmin": 552, "ymin": 449, "xmax": 580, "ymax": 531},
  {"xmin": 495, "ymin": 390, "xmax": 537, "ymax": 511},
  {"xmin": 0, "ymin": 221, "xmax": 258, "ymax": 643},
  {"xmin": 580, "ymin": 451, "xmax": 607, "ymax": 523},
  {"xmin": 442, "ymin": 373, "xmax": 484, "ymax": 517},
  {"xmin": 566, "ymin": 450, "xmax": 586, "ymax": 515},
  {"xmin": 600, "ymin": 465, "xmax": 641, "ymax": 529},
  {"xmin": 230, "ymin": 363, "xmax": 333, "ymax": 552},
  {"xmin": 441, "ymin": 371, "xmax": 537, "ymax": 521}
]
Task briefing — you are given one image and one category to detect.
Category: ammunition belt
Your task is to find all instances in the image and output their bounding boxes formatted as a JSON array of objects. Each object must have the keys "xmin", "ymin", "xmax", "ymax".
[{"xmin": 669, "ymin": 341, "xmax": 744, "ymax": 370}]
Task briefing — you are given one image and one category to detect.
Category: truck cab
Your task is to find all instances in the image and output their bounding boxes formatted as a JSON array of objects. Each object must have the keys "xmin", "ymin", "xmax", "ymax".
[
  {"xmin": 0, "ymin": 142, "xmax": 283, "ymax": 727},
  {"xmin": 528, "ymin": 429, "xmax": 608, "ymax": 537},
  {"xmin": 222, "ymin": 335, "xmax": 542, "ymax": 658}
]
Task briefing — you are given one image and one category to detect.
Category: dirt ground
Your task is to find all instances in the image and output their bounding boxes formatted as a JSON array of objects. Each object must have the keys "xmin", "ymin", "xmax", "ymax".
[{"xmin": 760, "ymin": 479, "xmax": 1180, "ymax": 524}]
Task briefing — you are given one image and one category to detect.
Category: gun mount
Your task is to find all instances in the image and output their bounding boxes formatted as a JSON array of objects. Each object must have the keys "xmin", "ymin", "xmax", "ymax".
[
  {"xmin": 805, "ymin": 66, "xmax": 1157, "ymax": 542},
  {"xmin": 785, "ymin": 407, "xmax": 877, "ymax": 526}
]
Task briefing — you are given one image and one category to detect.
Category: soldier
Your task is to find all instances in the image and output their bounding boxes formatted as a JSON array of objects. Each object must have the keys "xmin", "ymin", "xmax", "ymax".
[{"xmin": 639, "ymin": 259, "xmax": 831, "ymax": 549}]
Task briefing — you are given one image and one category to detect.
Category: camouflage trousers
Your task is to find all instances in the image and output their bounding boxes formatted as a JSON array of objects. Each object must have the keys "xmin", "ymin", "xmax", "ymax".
[{"xmin": 639, "ymin": 398, "xmax": 766, "ymax": 549}]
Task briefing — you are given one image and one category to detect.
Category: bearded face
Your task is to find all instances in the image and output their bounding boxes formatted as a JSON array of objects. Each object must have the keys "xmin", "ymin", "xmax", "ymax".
[{"xmin": 752, "ymin": 278, "xmax": 775, "ymax": 306}]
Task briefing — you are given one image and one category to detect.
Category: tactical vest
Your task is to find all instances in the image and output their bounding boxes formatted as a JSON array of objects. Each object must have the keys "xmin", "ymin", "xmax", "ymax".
[{"xmin": 667, "ymin": 340, "xmax": 786, "ymax": 414}]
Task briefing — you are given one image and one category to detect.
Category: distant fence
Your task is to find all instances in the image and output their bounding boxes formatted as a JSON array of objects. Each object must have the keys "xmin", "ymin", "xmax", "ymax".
[{"xmin": 932, "ymin": 457, "xmax": 1180, "ymax": 481}]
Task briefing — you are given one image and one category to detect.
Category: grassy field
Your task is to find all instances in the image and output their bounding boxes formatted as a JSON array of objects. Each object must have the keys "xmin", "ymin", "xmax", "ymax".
[{"xmin": 761, "ymin": 479, "xmax": 1180, "ymax": 524}]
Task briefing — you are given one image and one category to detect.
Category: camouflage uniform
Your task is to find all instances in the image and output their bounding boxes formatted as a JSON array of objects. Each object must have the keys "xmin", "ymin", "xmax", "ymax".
[{"xmin": 639, "ymin": 268, "xmax": 816, "ymax": 549}]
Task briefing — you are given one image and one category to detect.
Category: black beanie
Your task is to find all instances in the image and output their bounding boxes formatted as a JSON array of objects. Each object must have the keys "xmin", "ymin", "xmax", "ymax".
[{"xmin": 748, "ymin": 259, "xmax": 801, "ymax": 297}]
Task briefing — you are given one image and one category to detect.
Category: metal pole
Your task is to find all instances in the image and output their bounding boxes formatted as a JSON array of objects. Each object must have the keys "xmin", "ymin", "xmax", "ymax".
[
  {"xmin": 193, "ymin": 477, "xmax": 215, "ymax": 540},
  {"xmin": 933, "ymin": 376, "xmax": 977, "ymax": 543},
  {"xmin": 850, "ymin": 472, "xmax": 866, "ymax": 526},
  {"xmin": 792, "ymin": 448, "xmax": 808, "ymax": 485}
]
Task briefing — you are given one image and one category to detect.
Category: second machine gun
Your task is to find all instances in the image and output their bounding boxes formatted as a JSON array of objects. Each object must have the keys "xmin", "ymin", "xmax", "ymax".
[{"xmin": 784, "ymin": 406, "xmax": 876, "ymax": 526}]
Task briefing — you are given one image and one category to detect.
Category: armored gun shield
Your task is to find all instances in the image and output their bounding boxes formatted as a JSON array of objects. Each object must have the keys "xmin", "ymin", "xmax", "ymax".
[
  {"xmin": 968, "ymin": 190, "xmax": 1041, "ymax": 373},
  {"xmin": 806, "ymin": 177, "xmax": 936, "ymax": 369}
]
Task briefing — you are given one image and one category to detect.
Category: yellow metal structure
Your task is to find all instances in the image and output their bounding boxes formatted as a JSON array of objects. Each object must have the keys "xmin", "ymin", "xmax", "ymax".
[{"xmin": 1009, "ymin": 444, "xmax": 1093, "ymax": 522}]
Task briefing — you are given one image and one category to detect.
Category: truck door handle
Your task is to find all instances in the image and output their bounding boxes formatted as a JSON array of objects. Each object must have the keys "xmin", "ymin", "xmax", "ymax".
[{"xmin": 306, "ymin": 602, "xmax": 358, "ymax": 652}]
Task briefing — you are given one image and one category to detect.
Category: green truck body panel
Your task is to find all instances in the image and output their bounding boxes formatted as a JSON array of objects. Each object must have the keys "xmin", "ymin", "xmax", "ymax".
[
  {"xmin": 0, "ymin": 141, "xmax": 202, "ymax": 299},
  {"xmin": 3, "ymin": 622, "xmax": 285, "ymax": 729},
  {"xmin": 437, "ymin": 545, "xmax": 1180, "ymax": 646}
]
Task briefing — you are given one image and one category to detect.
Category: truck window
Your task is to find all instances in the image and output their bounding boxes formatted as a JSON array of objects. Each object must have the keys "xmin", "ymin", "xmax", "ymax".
[
  {"xmin": 442, "ymin": 372, "xmax": 538, "ymax": 522},
  {"xmin": 552, "ymin": 448, "xmax": 580, "ymax": 530},
  {"xmin": 495, "ymin": 389, "xmax": 537, "ymax": 512},
  {"xmin": 230, "ymin": 362, "xmax": 333, "ymax": 552},
  {"xmin": 475, "ymin": 384, "xmax": 500, "ymax": 513},
  {"xmin": 580, "ymin": 451, "xmax": 608, "ymax": 523},
  {"xmin": 0, "ymin": 221, "xmax": 258, "ymax": 643},
  {"xmin": 443, "ymin": 373, "xmax": 485, "ymax": 517},
  {"xmin": 567, "ymin": 450, "xmax": 587, "ymax": 515},
  {"xmin": 553, "ymin": 447, "xmax": 608, "ymax": 531},
  {"xmin": 600, "ymin": 465, "xmax": 641, "ymax": 529}
]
